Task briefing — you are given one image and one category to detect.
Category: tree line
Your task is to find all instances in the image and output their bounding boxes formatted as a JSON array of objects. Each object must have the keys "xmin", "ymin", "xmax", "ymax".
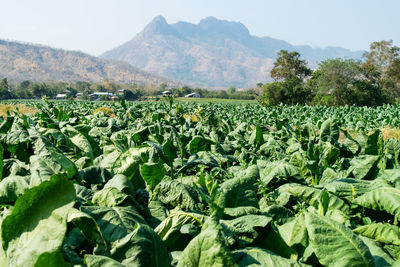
[
  {"xmin": 0, "ymin": 79, "xmax": 259, "ymax": 101},
  {"xmin": 258, "ymin": 40, "xmax": 400, "ymax": 106}
]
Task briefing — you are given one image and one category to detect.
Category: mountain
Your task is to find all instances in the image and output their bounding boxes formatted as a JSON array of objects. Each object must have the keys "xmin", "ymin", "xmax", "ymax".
[
  {"xmin": 0, "ymin": 39, "xmax": 178, "ymax": 86},
  {"xmin": 101, "ymin": 16, "xmax": 364, "ymax": 88}
]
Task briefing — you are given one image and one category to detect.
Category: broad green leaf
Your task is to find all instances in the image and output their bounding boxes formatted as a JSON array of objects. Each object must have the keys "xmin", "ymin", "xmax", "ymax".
[
  {"xmin": 320, "ymin": 118, "xmax": 339, "ymax": 142},
  {"xmin": 359, "ymin": 236, "xmax": 394, "ymax": 267},
  {"xmin": 278, "ymin": 213, "xmax": 308, "ymax": 254},
  {"xmin": 111, "ymin": 223, "xmax": 171, "ymax": 266},
  {"xmin": 49, "ymin": 149, "xmax": 77, "ymax": 178},
  {"xmin": 0, "ymin": 143, "xmax": 3, "ymax": 181},
  {"xmin": 0, "ymin": 175, "xmax": 30, "ymax": 204},
  {"xmin": 354, "ymin": 223, "xmax": 400, "ymax": 245},
  {"xmin": 350, "ymin": 155, "xmax": 379, "ymax": 179},
  {"xmin": 34, "ymin": 251, "xmax": 71, "ymax": 267},
  {"xmin": 323, "ymin": 178, "xmax": 378, "ymax": 201},
  {"xmin": 148, "ymin": 199, "xmax": 169, "ymax": 228},
  {"xmin": 92, "ymin": 187, "xmax": 133, "ymax": 207},
  {"xmin": 103, "ymin": 174, "xmax": 135, "ymax": 194},
  {"xmin": 219, "ymin": 165, "xmax": 259, "ymax": 209},
  {"xmin": 84, "ymin": 255, "xmax": 125, "ymax": 267},
  {"xmin": 233, "ymin": 247, "xmax": 308, "ymax": 267},
  {"xmin": 305, "ymin": 212, "xmax": 374, "ymax": 267},
  {"xmin": 154, "ymin": 180, "xmax": 200, "ymax": 210},
  {"xmin": 81, "ymin": 205, "xmax": 146, "ymax": 243},
  {"xmin": 222, "ymin": 215, "xmax": 272, "ymax": 247},
  {"xmin": 64, "ymin": 126, "xmax": 94, "ymax": 159},
  {"xmin": 277, "ymin": 183, "xmax": 350, "ymax": 215},
  {"xmin": 1, "ymin": 174, "xmax": 75, "ymax": 266},
  {"xmin": 177, "ymin": 217, "xmax": 237, "ymax": 267},
  {"xmin": 67, "ymin": 208, "xmax": 107, "ymax": 255},
  {"xmin": 188, "ymin": 136, "xmax": 215, "ymax": 154},
  {"xmin": 259, "ymin": 161, "xmax": 299, "ymax": 185},
  {"xmin": 29, "ymin": 155, "xmax": 63, "ymax": 186},
  {"xmin": 77, "ymin": 166, "xmax": 112, "ymax": 187},
  {"xmin": 249, "ymin": 125, "xmax": 264, "ymax": 148},
  {"xmin": 112, "ymin": 146, "xmax": 150, "ymax": 180},
  {"xmin": 155, "ymin": 211, "xmax": 205, "ymax": 251},
  {"xmin": 140, "ymin": 162, "xmax": 166, "ymax": 191},
  {"xmin": 353, "ymin": 188, "xmax": 400, "ymax": 220}
]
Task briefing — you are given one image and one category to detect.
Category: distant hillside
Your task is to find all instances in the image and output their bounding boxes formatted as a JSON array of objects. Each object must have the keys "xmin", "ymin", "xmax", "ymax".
[
  {"xmin": 0, "ymin": 39, "xmax": 178, "ymax": 86},
  {"xmin": 101, "ymin": 16, "xmax": 364, "ymax": 88}
]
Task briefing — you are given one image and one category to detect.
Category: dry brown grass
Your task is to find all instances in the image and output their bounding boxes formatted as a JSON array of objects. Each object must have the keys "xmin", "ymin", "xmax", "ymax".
[
  {"xmin": 93, "ymin": 106, "xmax": 115, "ymax": 117},
  {"xmin": 381, "ymin": 128, "xmax": 400, "ymax": 141},
  {"xmin": 0, "ymin": 104, "xmax": 39, "ymax": 118}
]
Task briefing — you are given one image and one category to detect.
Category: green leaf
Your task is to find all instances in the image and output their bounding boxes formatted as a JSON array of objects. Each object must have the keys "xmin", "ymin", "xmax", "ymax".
[
  {"xmin": 84, "ymin": 255, "xmax": 125, "ymax": 267},
  {"xmin": 277, "ymin": 183, "xmax": 350, "ymax": 215},
  {"xmin": 103, "ymin": 174, "xmax": 135, "ymax": 194},
  {"xmin": 354, "ymin": 223, "xmax": 400, "ymax": 245},
  {"xmin": 64, "ymin": 126, "xmax": 94, "ymax": 159},
  {"xmin": 305, "ymin": 211, "xmax": 374, "ymax": 267},
  {"xmin": 320, "ymin": 118, "xmax": 339, "ymax": 142},
  {"xmin": 0, "ymin": 175, "xmax": 30, "ymax": 204},
  {"xmin": 323, "ymin": 178, "xmax": 378, "ymax": 201},
  {"xmin": 359, "ymin": 236, "xmax": 394, "ymax": 267},
  {"xmin": 67, "ymin": 208, "xmax": 107, "ymax": 254},
  {"xmin": 34, "ymin": 250, "xmax": 71, "ymax": 267},
  {"xmin": 111, "ymin": 223, "xmax": 171, "ymax": 266},
  {"xmin": 112, "ymin": 146, "xmax": 150, "ymax": 180},
  {"xmin": 0, "ymin": 143, "xmax": 4, "ymax": 181},
  {"xmin": 155, "ymin": 211, "xmax": 205, "ymax": 251},
  {"xmin": 222, "ymin": 215, "xmax": 272, "ymax": 247},
  {"xmin": 77, "ymin": 166, "xmax": 112, "ymax": 187},
  {"xmin": 154, "ymin": 180, "xmax": 200, "ymax": 210},
  {"xmin": 233, "ymin": 247, "xmax": 308, "ymax": 267},
  {"xmin": 177, "ymin": 217, "xmax": 237, "ymax": 267},
  {"xmin": 49, "ymin": 149, "xmax": 77, "ymax": 178},
  {"xmin": 92, "ymin": 187, "xmax": 133, "ymax": 207},
  {"xmin": 219, "ymin": 165, "xmax": 259, "ymax": 209},
  {"xmin": 318, "ymin": 189, "xmax": 330, "ymax": 216},
  {"xmin": 350, "ymin": 155, "xmax": 379, "ymax": 179},
  {"xmin": 259, "ymin": 161, "xmax": 299, "ymax": 186},
  {"xmin": 1, "ymin": 174, "xmax": 76, "ymax": 266},
  {"xmin": 29, "ymin": 155, "xmax": 63, "ymax": 186},
  {"xmin": 278, "ymin": 213, "xmax": 309, "ymax": 255},
  {"xmin": 249, "ymin": 125, "xmax": 264, "ymax": 148},
  {"xmin": 188, "ymin": 136, "xmax": 214, "ymax": 154},
  {"xmin": 140, "ymin": 162, "xmax": 166, "ymax": 191},
  {"xmin": 81, "ymin": 205, "xmax": 147, "ymax": 243},
  {"xmin": 353, "ymin": 187, "xmax": 400, "ymax": 220}
]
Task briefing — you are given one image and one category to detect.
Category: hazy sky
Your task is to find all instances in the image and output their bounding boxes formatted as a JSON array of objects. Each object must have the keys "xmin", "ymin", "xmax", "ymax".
[{"xmin": 0, "ymin": 0, "xmax": 399, "ymax": 56}]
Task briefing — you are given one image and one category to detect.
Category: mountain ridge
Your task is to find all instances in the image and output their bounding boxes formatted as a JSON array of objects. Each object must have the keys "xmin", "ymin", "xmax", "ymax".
[
  {"xmin": 0, "ymin": 39, "xmax": 179, "ymax": 86},
  {"xmin": 101, "ymin": 16, "xmax": 364, "ymax": 88}
]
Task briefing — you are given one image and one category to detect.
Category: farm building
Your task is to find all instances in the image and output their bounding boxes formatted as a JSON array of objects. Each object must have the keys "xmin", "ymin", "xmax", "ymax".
[
  {"xmin": 118, "ymin": 89, "xmax": 128, "ymax": 95},
  {"xmin": 89, "ymin": 92, "xmax": 114, "ymax": 100},
  {"xmin": 185, "ymin": 93, "xmax": 201, "ymax": 98},
  {"xmin": 55, "ymin": 94, "xmax": 67, "ymax": 99},
  {"xmin": 162, "ymin": 90, "xmax": 172, "ymax": 96}
]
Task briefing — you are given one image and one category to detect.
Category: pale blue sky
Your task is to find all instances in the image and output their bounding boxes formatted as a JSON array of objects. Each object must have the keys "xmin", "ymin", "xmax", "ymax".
[{"xmin": 0, "ymin": 0, "xmax": 398, "ymax": 56}]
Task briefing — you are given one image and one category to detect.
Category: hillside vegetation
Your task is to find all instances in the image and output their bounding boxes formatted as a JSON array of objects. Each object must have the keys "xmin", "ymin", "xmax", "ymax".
[{"xmin": 0, "ymin": 39, "xmax": 178, "ymax": 86}]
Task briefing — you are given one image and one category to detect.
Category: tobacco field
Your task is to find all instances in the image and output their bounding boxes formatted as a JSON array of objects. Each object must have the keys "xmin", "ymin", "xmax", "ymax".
[{"xmin": 1, "ymin": 100, "xmax": 400, "ymax": 266}]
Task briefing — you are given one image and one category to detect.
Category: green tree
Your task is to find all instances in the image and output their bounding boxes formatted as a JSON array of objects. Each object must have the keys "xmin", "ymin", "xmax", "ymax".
[
  {"xmin": 385, "ymin": 59, "xmax": 400, "ymax": 100},
  {"xmin": 259, "ymin": 50, "xmax": 312, "ymax": 105},
  {"xmin": 270, "ymin": 50, "xmax": 312, "ymax": 81},
  {"xmin": 0, "ymin": 78, "xmax": 13, "ymax": 99},
  {"xmin": 363, "ymin": 41, "xmax": 400, "ymax": 100},
  {"xmin": 259, "ymin": 77, "xmax": 312, "ymax": 106},
  {"xmin": 227, "ymin": 86, "xmax": 236, "ymax": 95},
  {"xmin": 159, "ymin": 82, "xmax": 167, "ymax": 91},
  {"xmin": 313, "ymin": 59, "xmax": 383, "ymax": 106},
  {"xmin": 363, "ymin": 40, "xmax": 400, "ymax": 73}
]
